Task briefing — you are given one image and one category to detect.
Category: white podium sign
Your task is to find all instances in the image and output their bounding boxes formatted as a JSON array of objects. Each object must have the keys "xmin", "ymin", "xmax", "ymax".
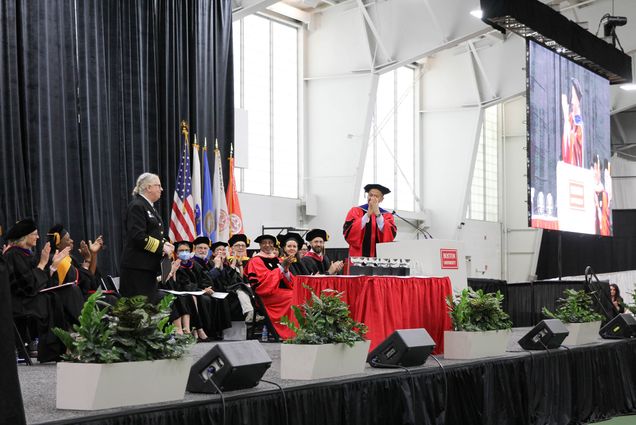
[{"xmin": 376, "ymin": 239, "xmax": 467, "ymax": 291}]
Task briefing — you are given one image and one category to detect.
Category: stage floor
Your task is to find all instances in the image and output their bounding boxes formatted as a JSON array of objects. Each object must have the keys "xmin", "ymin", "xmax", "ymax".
[{"xmin": 18, "ymin": 328, "xmax": 632, "ymax": 424}]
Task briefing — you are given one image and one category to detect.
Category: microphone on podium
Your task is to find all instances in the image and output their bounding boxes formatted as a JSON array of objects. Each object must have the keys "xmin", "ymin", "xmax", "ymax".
[{"xmin": 391, "ymin": 210, "xmax": 432, "ymax": 239}]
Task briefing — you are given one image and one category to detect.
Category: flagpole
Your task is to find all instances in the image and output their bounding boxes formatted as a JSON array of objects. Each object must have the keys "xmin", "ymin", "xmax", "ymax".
[
  {"xmin": 180, "ymin": 121, "xmax": 189, "ymax": 214},
  {"xmin": 225, "ymin": 140, "xmax": 233, "ymax": 233}
]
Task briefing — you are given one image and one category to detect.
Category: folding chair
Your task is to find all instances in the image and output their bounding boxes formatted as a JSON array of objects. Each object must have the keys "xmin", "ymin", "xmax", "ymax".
[
  {"xmin": 251, "ymin": 292, "xmax": 280, "ymax": 342},
  {"xmin": 13, "ymin": 319, "xmax": 33, "ymax": 366}
]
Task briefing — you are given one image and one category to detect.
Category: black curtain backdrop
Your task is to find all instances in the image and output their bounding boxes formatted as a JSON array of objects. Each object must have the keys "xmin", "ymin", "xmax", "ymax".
[
  {"xmin": 0, "ymin": 0, "xmax": 234, "ymax": 275},
  {"xmin": 537, "ymin": 210, "xmax": 636, "ymax": 279}
]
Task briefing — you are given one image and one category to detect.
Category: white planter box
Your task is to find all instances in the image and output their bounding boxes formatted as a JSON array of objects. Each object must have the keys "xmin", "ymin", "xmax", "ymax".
[
  {"xmin": 562, "ymin": 321, "xmax": 601, "ymax": 346},
  {"xmin": 56, "ymin": 356, "xmax": 192, "ymax": 410},
  {"xmin": 281, "ymin": 340, "xmax": 370, "ymax": 380},
  {"xmin": 444, "ymin": 329, "xmax": 511, "ymax": 360}
]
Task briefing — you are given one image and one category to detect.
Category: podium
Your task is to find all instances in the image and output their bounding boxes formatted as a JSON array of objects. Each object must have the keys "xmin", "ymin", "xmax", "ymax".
[{"xmin": 376, "ymin": 239, "xmax": 467, "ymax": 291}]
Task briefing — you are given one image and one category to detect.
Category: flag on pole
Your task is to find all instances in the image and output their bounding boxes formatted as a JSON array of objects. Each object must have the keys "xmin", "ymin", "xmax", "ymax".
[
  {"xmin": 212, "ymin": 141, "xmax": 229, "ymax": 242},
  {"xmin": 168, "ymin": 122, "xmax": 196, "ymax": 242},
  {"xmin": 226, "ymin": 145, "xmax": 244, "ymax": 236},
  {"xmin": 192, "ymin": 135, "xmax": 202, "ymax": 236},
  {"xmin": 201, "ymin": 138, "xmax": 215, "ymax": 240}
]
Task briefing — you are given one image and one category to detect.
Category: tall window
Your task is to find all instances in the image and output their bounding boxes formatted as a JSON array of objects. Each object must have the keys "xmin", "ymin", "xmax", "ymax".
[
  {"xmin": 467, "ymin": 105, "xmax": 499, "ymax": 221},
  {"xmin": 233, "ymin": 15, "xmax": 299, "ymax": 198},
  {"xmin": 361, "ymin": 67, "xmax": 417, "ymax": 211}
]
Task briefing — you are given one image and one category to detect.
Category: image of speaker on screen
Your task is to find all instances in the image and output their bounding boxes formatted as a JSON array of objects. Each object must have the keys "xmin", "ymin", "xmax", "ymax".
[
  {"xmin": 561, "ymin": 78, "xmax": 584, "ymax": 167},
  {"xmin": 527, "ymin": 40, "xmax": 612, "ymax": 236},
  {"xmin": 592, "ymin": 155, "xmax": 611, "ymax": 236}
]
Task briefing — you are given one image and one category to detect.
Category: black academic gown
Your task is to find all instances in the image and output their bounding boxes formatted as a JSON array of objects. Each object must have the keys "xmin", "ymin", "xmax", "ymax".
[
  {"xmin": 0, "ymin": 256, "xmax": 27, "ymax": 425},
  {"xmin": 289, "ymin": 257, "xmax": 309, "ymax": 276},
  {"xmin": 175, "ymin": 261, "xmax": 232, "ymax": 337},
  {"xmin": 4, "ymin": 246, "xmax": 83, "ymax": 362},
  {"xmin": 301, "ymin": 251, "xmax": 332, "ymax": 275},
  {"xmin": 207, "ymin": 263, "xmax": 255, "ymax": 321}
]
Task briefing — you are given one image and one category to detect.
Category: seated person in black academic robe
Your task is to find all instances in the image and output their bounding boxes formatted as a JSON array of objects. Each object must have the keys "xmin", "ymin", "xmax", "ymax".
[
  {"xmin": 174, "ymin": 240, "xmax": 231, "ymax": 340},
  {"xmin": 46, "ymin": 224, "xmax": 113, "ymax": 302},
  {"xmin": 205, "ymin": 239, "xmax": 255, "ymax": 322},
  {"xmin": 3, "ymin": 219, "xmax": 83, "ymax": 362},
  {"xmin": 192, "ymin": 236, "xmax": 213, "ymax": 272},
  {"xmin": 159, "ymin": 257, "xmax": 204, "ymax": 338},
  {"xmin": 277, "ymin": 232, "xmax": 309, "ymax": 276},
  {"xmin": 299, "ymin": 242, "xmax": 309, "ymax": 258},
  {"xmin": 300, "ymin": 229, "xmax": 344, "ymax": 275}
]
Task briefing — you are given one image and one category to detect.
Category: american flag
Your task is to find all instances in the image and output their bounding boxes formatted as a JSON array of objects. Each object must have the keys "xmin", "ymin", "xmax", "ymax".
[{"xmin": 168, "ymin": 139, "xmax": 196, "ymax": 242}]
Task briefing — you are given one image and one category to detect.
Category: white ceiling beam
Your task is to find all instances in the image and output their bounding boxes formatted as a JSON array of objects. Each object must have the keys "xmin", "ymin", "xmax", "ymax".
[
  {"xmin": 267, "ymin": 3, "xmax": 312, "ymax": 24},
  {"xmin": 233, "ymin": 0, "xmax": 280, "ymax": 21},
  {"xmin": 355, "ymin": 0, "xmax": 392, "ymax": 64}
]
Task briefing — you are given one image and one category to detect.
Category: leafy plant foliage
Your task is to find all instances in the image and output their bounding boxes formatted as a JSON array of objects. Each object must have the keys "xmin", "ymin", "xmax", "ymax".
[
  {"xmin": 542, "ymin": 288, "xmax": 603, "ymax": 323},
  {"xmin": 53, "ymin": 291, "xmax": 194, "ymax": 363},
  {"xmin": 446, "ymin": 288, "xmax": 512, "ymax": 332},
  {"xmin": 281, "ymin": 286, "xmax": 367, "ymax": 346},
  {"xmin": 627, "ymin": 291, "xmax": 636, "ymax": 314}
]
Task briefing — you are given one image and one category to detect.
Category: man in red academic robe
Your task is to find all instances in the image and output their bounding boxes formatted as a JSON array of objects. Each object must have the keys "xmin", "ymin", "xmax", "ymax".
[
  {"xmin": 244, "ymin": 234, "xmax": 295, "ymax": 339},
  {"xmin": 343, "ymin": 184, "xmax": 397, "ymax": 257}
]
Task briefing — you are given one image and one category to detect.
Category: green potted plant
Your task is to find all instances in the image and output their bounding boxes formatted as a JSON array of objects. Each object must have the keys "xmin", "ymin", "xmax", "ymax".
[
  {"xmin": 542, "ymin": 288, "xmax": 603, "ymax": 345},
  {"xmin": 279, "ymin": 286, "xmax": 369, "ymax": 380},
  {"xmin": 53, "ymin": 291, "xmax": 195, "ymax": 410},
  {"xmin": 444, "ymin": 288, "xmax": 512, "ymax": 359},
  {"xmin": 625, "ymin": 291, "xmax": 636, "ymax": 314}
]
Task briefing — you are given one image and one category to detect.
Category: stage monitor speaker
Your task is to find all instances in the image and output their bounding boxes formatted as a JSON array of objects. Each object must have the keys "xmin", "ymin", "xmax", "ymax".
[
  {"xmin": 518, "ymin": 319, "xmax": 569, "ymax": 350},
  {"xmin": 187, "ymin": 340, "xmax": 272, "ymax": 393},
  {"xmin": 599, "ymin": 313, "xmax": 636, "ymax": 339},
  {"xmin": 367, "ymin": 328, "xmax": 435, "ymax": 367}
]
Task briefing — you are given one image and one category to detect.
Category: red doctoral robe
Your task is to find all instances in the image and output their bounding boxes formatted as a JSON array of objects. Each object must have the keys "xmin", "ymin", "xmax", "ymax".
[
  {"xmin": 244, "ymin": 255, "xmax": 296, "ymax": 339},
  {"xmin": 343, "ymin": 204, "xmax": 396, "ymax": 257}
]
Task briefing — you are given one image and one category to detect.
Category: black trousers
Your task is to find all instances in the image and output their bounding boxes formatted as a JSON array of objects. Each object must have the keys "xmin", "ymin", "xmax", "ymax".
[{"xmin": 119, "ymin": 267, "xmax": 161, "ymax": 303}]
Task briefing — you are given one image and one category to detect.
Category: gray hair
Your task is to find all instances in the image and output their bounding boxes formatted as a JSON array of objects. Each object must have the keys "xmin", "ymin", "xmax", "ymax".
[{"xmin": 132, "ymin": 173, "xmax": 159, "ymax": 196}]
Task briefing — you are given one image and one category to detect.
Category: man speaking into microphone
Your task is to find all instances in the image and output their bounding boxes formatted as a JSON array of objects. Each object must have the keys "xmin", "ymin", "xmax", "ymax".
[{"xmin": 343, "ymin": 184, "xmax": 397, "ymax": 257}]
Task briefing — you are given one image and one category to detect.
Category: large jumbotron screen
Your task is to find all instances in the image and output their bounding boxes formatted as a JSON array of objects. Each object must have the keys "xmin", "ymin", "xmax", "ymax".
[{"xmin": 527, "ymin": 40, "xmax": 612, "ymax": 236}]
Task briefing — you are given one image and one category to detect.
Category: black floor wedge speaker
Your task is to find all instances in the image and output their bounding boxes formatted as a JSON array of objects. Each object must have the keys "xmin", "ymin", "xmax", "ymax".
[
  {"xmin": 599, "ymin": 313, "xmax": 636, "ymax": 339},
  {"xmin": 518, "ymin": 319, "xmax": 569, "ymax": 350},
  {"xmin": 367, "ymin": 328, "xmax": 436, "ymax": 367},
  {"xmin": 187, "ymin": 340, "xmax": 272, "ymax": 393}
]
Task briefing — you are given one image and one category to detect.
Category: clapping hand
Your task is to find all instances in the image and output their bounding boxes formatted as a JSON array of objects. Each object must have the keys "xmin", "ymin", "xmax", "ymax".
[
  {"xmin": 89, "ymin": 235, "xmax": 104, "ymax": 254},
  {"xmin": 328, "ymin": 260, "xmax": 344, "ymax": 275},
  {"xmin": 52, "ymin": 246, "xmax": 72, "ymax": 268},
  {"xmin": 163, "ymin": 241, "xmax": 174, "ymax": 257},
  {"xmin": 79, "ymin": 240, "xmax": 91, "ymax": 262},
  {"xmin": 368, "ymin": 197, "xmax": 380, "ymax": 216},
  {"xmin": 281, "ymin": 254, "xmax": 295, "ymax": 270},
  {"xmin": 38, "ymin": 242, "xmax": 52, "ymax": 269}
]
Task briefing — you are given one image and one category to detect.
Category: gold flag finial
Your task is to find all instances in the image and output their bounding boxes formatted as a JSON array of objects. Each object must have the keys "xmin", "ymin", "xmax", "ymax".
[{"xmin": 180, "ymin": 121, "xmax": 189, "ymax": 141}]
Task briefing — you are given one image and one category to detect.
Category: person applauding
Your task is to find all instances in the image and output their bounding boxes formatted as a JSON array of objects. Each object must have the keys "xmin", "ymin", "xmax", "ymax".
[
  {"xmin": 301, "ymin": 229, "xmax": 343, "ymax": 275},
  {"xmin": 244, "ymin": 235, "xmax": 295, "ymax": 339},
  {"xmin": 343, "ymin": 184, "xmax": 396, "ymax": 257},
  {"xmin": 278, "ymin": 232, "xmax": 309, "ymax": 276}
]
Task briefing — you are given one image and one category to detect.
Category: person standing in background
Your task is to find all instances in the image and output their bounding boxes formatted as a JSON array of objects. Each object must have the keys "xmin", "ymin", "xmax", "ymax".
[
  {"xmin": 119, "ymin": 173, "xmax": 174, "ymax": 300},
  {"xmin": 343, "ymin": 184, "xmax": 397, "ymax": 257}
]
